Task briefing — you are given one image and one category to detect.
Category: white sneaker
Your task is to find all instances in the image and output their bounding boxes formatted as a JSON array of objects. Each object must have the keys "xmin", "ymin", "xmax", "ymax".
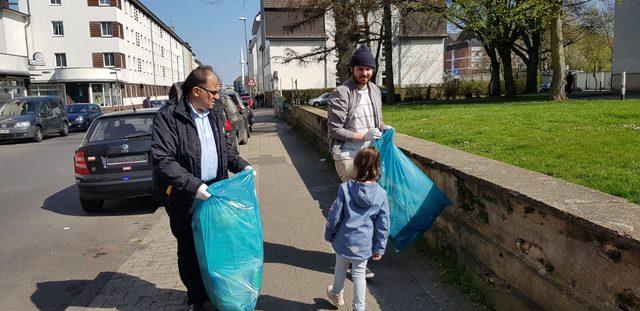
[
  {"xmin": 347, "ymin": 267, "xmax": 375, "ymax": 278},
  {"xmin": 326, "ymin": 285, "xmax": 345, "ymax": 306}
]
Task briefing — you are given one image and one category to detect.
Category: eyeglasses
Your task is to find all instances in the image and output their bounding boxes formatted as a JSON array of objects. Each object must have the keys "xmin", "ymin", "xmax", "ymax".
[{"xmin": 197, "ymin": 85, "xmax": 220, "ymax": 97}]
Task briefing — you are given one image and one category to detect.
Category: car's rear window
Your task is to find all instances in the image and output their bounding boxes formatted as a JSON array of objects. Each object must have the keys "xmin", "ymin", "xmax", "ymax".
[
  {"xmin": 87, "ymin": 114, "xmax": 154, "ymax": 142},
  {"xmin": 67, "ymin": 105, "xmax": 90, "ymax": 113}
]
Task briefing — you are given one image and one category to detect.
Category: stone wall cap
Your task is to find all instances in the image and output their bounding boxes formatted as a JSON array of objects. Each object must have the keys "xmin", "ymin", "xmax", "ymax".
[{"xmin": 295, "ymin": 105, "xmax": 640, "ymax": 245}]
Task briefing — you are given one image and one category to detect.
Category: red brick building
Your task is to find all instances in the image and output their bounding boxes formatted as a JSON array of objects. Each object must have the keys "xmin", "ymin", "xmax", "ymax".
[{"xmin": 443, "ymin": 33, "xmax": 490, "ymax": 76}]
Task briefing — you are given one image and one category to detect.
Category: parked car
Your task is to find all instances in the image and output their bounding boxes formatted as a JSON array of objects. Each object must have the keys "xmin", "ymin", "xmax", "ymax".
[
  {"xmin": 67, "ymin": 103, "xmax": 103, "ymax": 131},
  {"xmin": 150, "ymin": 100, "xmax": 169, "ymax": 108},
  {"xmin": 226, "ymin": 91, "xmax": 253, "ymax": 133},
  {"xmin": 0, "ymin": 96, "xmax": 69, "ymax": 142},
  {"xmin": 308, "ymin": 92, "xmax": 331, "ymax": 107},
  {"xmin": 240, "ymin": 94, "xmax": 255, "ymax": 108},
  {"xmin": 219, "ymin": 94, "xmax": 249, "ymax": 147},
  {"xmin": 74, "ymin": 109, "xmax": 158, "ymax": 212}
]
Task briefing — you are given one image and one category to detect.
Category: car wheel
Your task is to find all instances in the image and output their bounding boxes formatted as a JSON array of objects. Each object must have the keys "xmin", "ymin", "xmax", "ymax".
[
  {"xmin": 80, "ymin": 198, "xmax": 104, "ymax": 212},
  {"xmin": 313, "ymin": 102, "xmax": 320, "ymax": 107},
  {"xmin": 60, "ymin": 122, "xmax": 69, "ymax": 137},
  {"xmin": 32, "ymin": 126, "xmax": 43, "ymax": 142}
]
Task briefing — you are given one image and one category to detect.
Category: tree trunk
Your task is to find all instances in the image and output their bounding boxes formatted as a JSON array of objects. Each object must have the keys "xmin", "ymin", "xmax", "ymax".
[
  {"xmin": 549, "ymin": 6, "xmax": 567, "ymax": 101},
  {"xmin": 497, "ymin": 44, "xmax": 516, "ymax": 97},
  {"xmin": 484, "ymin": 44, "xmax": 501, "ymax": 97},
  {"xmin": 383, "ymin": 0, "xmax": 396, "ymax": 104},
  {"xmin": 524, "ymin": 30, "xmax": 541, "ymax": 93},
  {"xmin": 334, "ymin": 2, "xmax": 358, "ymax": 84}
]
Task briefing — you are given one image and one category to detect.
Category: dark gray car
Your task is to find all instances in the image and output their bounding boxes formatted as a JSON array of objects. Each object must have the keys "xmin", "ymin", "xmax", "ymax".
[{"xmin": 0, "ymin": 96, "xmax": 69, "ymax": 142}]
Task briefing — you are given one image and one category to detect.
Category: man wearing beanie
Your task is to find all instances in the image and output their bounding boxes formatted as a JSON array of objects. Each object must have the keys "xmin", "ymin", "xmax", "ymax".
[
  {"xmin": 326, "ymin": 45, "xmax": 393, "ymax": 279},
  {"xmin": 327, "ymin": 44, "xmax": 392, "ymax": 183}
]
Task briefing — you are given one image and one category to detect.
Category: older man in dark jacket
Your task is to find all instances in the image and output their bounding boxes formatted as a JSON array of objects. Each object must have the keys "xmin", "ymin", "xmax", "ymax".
[{"xmin": 152, "ymin": 65, "xmax": 254, "ymax": 310}]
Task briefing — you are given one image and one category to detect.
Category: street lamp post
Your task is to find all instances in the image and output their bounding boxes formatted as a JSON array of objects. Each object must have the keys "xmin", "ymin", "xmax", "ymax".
[{"xmin": 239, "ymin": 16, "xmax": 250, "ymax": 96}]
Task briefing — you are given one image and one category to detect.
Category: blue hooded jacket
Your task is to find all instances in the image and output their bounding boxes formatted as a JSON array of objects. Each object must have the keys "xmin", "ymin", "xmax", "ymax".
[{"xmin": 324, "ymin": 180, "xmax": 390, "ymax": 260}]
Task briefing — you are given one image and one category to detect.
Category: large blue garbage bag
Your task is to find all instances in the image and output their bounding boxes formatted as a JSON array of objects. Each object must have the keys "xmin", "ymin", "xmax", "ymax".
[
  {"xmin": 372, "ymin": 129, "xmax": 451, "ymax": 253},
  {"xmin": 191, "ymin": 169, "xmax": 263, "ymax": 311}
]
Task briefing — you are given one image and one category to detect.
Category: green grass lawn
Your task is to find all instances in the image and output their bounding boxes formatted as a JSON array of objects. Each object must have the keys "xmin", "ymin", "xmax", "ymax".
[{"xmin": 383, "ymin": 99, "xmax": 640, "ymax": 204}]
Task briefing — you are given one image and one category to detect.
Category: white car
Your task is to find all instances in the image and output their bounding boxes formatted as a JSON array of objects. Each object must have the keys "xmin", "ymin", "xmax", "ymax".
[{"xmin": 307, "ymin": 92, "xmax": 331, "ymax": 107}]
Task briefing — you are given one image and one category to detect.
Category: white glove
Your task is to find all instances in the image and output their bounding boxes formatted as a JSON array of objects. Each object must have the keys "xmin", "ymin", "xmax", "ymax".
[
  {"xmin": 195, "ymin": 183, "xmax": 211, "ymax": 200},
  {"xmin": 244, "ymin": 165, "xmax": 257, "ymax": 177},
  {"xmin": 363, "ymin": 128, "xmax": 382, "ymax": 141},
  {"xmin": 383, "ymin": 124, "xmax": 394, "ymax": 131}
]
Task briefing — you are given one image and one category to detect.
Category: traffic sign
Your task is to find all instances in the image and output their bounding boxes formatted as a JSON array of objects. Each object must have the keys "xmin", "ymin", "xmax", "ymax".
[{"xmin": 453, "ymin": 69, "xmax": 461, "ymax": 79}]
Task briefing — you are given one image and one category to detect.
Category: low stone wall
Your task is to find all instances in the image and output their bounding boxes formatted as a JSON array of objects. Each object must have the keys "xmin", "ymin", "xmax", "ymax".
[{"xmin": 284, "ymin": 105, "xmax": 640, "ymax": 310}]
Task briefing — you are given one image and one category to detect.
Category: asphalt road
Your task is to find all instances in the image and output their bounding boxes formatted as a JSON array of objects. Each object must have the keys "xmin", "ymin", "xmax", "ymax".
[{"xmin": 0, "ymin": 132, "xmax": 162, "ymax": 311}]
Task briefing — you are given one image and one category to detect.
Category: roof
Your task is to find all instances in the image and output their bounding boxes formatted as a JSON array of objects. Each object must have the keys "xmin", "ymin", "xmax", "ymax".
[
  {"xmin": 8, "ymin": 96, "xmax": 61, "ymax": 102},
  {"xmin": 263, "ymin": 8, "xmax": 327, "ymax": 39},
  {"xmin": 399, "ymin": 10, "xmax": 447, "ymax": 38},
  {"xmin": 100, "ymin": 108, "xmax": 159, "ymax": 118},
  {"xmin": 263, "ymin": 0, "xmax": 316, "ymax": 8}
]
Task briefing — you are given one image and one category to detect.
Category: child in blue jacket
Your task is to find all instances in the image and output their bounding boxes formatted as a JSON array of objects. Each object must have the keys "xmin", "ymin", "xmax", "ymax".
[{"xmin": 324, "ymin": 147, "xmax": 390, "ymax": 311}]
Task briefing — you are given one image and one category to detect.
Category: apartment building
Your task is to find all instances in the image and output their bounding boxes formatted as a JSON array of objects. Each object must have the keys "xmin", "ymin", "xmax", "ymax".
[
  {"xmin": 443, "ymin": 33, "xmax": 489, "ymax": 76},
  {"xmin": 249, "ymin": 0, "xmax": 446, "ymax": 93},
  {"xmin": 14, "ymin": 0, "xmax": 198, "ymax": 106},
  {"xmin": 0, "ymin": 1, "xmax": 30, "ymax": 104}
]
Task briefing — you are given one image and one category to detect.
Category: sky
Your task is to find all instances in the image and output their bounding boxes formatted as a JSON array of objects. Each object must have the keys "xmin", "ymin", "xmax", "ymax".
[{"xmin": 140, "ymin": 0, "xmax": 260, "ymax": 85}]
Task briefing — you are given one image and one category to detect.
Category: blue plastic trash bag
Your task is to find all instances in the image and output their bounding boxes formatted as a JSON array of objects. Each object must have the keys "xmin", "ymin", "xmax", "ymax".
[
  {"xmin": 191, "ymin": 169, "xmax": 263, "ymax": 311},
  {"xmin": 371, "ymin": 129, "xmax": 451, "ymax": 253}
]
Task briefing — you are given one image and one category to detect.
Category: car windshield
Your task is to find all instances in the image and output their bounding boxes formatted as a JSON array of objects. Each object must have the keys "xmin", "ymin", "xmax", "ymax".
[
  {"xmin": 150, "ymin": 100, "xmax": 165, "ymax": 107},
  {"xmin": 87, "ymin": 114, "xmax": 155, "ymax": 142},
  {"xmin": 0, "ymin": 100, "xmax": 37, "ymax": 117},
  {"xmin": 67, "ymin": 105, "xmax": 90, "ymax": 113}
]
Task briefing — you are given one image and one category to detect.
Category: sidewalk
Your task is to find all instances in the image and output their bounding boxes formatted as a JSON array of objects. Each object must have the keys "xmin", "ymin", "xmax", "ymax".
[{"xmin": 67, "ymin": 109, "xmax": 479, "ymax": 311}]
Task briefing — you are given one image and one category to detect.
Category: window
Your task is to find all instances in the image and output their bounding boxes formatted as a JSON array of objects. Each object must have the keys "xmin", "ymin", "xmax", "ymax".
[
  {"xmin": 103, "ymin": 53, "xmax": 115, "ymax": 67},
  {"xmin": 101, "ymin": 22, "xmax": 112, "ymax": 37},
  {"xmin": 162, "ymin": 67, "xmax": 166, "ymax": 77},
  {"xmin": 55, "ymin": 53, "xmax": 67, "ymax": 67},
  {"xmin": 137, "ymin": 59, "xmax": 141, "ymax": 72},
  {"xmin": 133, "ymin": 9, "xmax": 139, "ymax": 21},
  {"xmin": 99, "ymin": 0, "xmax": 110, "ymax": 5},
  {"xmin": 135, "ymin": 32, "xmax": 140, "ymax": 46},
  {"xmin": 160, "ymin": 46, "xmax": 164, "ymax": 57},
  {"xmin": 50, "ymin": 0, "xmax": 61, "ymax": 5},
  {"xmin": 52, "ymin": 21, "xmax": 64, "ymax": 36}
]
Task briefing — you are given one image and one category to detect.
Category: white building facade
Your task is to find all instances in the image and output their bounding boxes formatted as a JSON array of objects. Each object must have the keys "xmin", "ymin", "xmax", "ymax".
[
  {"xmin": 14, "ymin": 0, "xmax": 197, "ymax": 107},
  {"xmin": 249, "ymin": 0, "xmax": 445, "ymax": 93},
  {"xmin": 612, "ymin": 0, "xmax": 640, "ymax": 93},
  {"xmin": 0, "ymin": 2, "xmax": 30, "ymax": 104}
]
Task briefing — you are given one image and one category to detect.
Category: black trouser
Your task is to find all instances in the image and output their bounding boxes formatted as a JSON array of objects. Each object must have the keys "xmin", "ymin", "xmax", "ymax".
[{"xmin": 166, "ymin": 207, "xmax": 208, "ymax": 305}]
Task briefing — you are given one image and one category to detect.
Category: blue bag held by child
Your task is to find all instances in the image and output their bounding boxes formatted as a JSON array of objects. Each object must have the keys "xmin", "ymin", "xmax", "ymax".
[
  {"xmin": 191, "ymin": 170, "xmax": 263, "ymax": 311},
  {"xmin": 372, "ymin": 129, "xmax": 451, "ymax": 252}
]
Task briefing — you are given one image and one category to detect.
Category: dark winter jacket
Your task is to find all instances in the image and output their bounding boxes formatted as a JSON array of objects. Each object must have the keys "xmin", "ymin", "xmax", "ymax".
[{"xmin": 151, "ymin": 97, "xmax": 249, "ymax": 210}]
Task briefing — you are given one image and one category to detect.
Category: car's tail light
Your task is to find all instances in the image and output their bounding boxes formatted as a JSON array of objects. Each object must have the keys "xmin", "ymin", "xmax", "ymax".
[
  {"xmin": 74, "ymin": 150, "xmax": 90, "ymax": 175},
  {"xmin": 224, "ymin": 119, "xmax": 233, "ymax": 132}
]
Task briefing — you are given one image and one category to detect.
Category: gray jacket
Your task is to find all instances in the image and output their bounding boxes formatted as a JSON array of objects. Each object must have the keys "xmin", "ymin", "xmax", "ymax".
[{"xmin": 327, "ymin": 79, "xmax": 384, "ymax": 158}]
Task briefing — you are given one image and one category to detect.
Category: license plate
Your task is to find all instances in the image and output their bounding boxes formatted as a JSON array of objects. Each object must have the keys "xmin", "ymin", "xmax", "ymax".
[
  {"xmin": 0, "ymin": 130, "xmax": 9, "ymax": 134},
  {"xmin": 105, "ymin": 154, "xmax": 147, "ymax": 165}
]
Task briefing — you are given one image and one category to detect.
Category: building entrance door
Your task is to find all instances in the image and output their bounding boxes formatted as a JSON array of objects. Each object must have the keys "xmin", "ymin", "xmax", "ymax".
[{"xmin": 66, "ymin": 83, "xmax": 90, "ymax": 103}]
